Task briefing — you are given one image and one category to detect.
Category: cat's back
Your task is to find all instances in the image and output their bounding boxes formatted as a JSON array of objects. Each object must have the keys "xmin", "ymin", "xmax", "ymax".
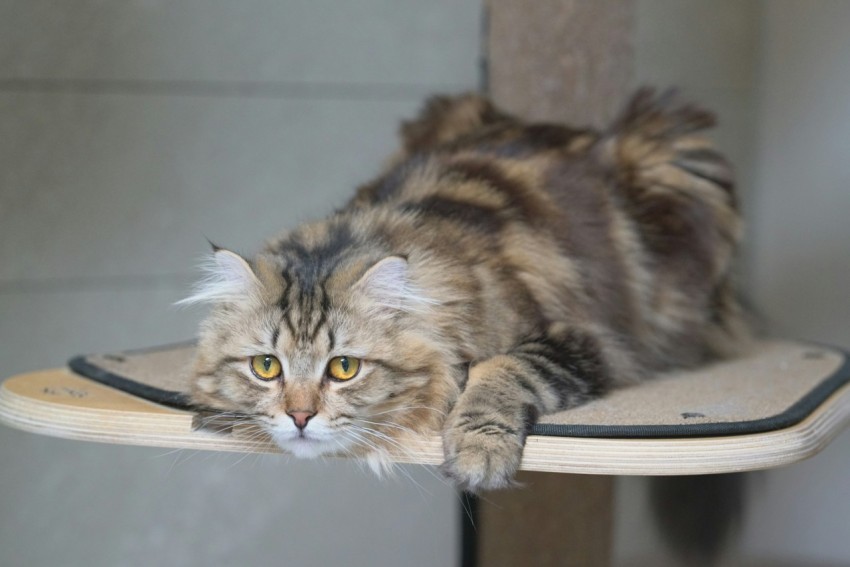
[
  {"xmin": 348, "ymin": 91, "xmax": 747, "ymax": 369},
  {"xmin": 350, "ymin": 115, "xmax": 598, "ymax": 231}
]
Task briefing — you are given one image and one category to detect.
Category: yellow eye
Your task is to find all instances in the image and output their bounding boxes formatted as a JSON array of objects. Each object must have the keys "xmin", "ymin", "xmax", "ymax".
[
  {"xmin": 249, "ymin": 355, "xmax": 282, "ymax": 381},
  {"xmin": 327, "ymin": 356, "xmax": 361, "ymax": 381}
]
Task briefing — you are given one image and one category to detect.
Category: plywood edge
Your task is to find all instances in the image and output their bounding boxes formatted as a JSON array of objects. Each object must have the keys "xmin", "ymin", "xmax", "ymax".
[{"xmin": 2, "ymin": 370, "xmax": 849, "ymax": 475}]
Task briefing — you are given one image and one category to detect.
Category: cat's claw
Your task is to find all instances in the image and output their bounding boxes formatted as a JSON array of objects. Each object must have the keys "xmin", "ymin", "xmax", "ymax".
[{"xmin": 440, "ymin": 422, "xmax": 524, "ymax": 492}]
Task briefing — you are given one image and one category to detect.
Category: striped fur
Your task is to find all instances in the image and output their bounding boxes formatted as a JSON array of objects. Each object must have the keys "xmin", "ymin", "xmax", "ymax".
[{"xmin": 188, "ymin": 89, "xmax": 750, "ymax": 491}]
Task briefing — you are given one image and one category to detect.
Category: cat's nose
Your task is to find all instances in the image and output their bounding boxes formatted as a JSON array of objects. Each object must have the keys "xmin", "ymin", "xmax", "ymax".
[{"xmin": 287, "ymin": 410, "xmax": 316, "ymax": 430}]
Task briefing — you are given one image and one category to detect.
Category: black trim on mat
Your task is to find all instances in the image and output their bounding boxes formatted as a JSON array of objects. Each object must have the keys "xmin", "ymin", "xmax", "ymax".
[
  {"xmin": 67, "ymin": 345, "xmax": 850, "ymax": 439},
  {"xmin": 531, "ymin": 348, "xmax": 850, "ymax": 438},
  {"xmin": 68, "ymin": 354, "xmax": 192, "ymax": 409}
]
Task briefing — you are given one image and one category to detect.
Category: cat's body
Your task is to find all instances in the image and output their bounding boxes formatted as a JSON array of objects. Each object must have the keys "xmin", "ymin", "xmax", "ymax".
[{"xmin": 187, "ymin": 90, "xmax": 749, "ymax": 491}]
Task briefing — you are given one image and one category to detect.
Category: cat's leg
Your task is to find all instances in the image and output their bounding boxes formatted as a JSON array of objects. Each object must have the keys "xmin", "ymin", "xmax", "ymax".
[{"xmin": 441, "ymin": 323, "xmax": 611, "ymax": 492}]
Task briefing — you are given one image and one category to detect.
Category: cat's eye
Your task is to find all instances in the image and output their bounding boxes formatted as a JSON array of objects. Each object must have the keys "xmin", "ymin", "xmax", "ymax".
[
  {"xmin": 249, "ymin": 355, "xmax": 282, "ymax": 381},
  {"xmin": 327, "ymin": 356, "xmax": 361, "ymax": 381}
]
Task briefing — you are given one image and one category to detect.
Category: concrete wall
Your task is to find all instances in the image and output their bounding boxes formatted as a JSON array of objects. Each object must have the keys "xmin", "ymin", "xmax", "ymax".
[
  {"xmin": 616, "ymin": 2, "xmax": 850, "ymax": 565},
  {"xmin": 0, "ymin": 2, "xmax": 478, "ymax": 565},
  {"xmin": 738, "ymin": 2, "xmax": 850, "ymax": 564}
]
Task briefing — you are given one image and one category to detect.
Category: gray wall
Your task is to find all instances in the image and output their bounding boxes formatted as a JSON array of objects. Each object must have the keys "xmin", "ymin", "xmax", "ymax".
[
  {"xmin": 617, "ymin": 2, "xmax": 850, "ymax": 565},
  {"xmin": 739, "ymin": 2, "xmax": 850, "ymax": 564},
  {"xmin": 0, "ymin": 2, "xmax": 478, "ymax": 565}
]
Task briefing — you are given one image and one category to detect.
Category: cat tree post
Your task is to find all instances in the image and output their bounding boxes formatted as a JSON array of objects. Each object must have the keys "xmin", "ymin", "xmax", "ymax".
[{"xmin": 470, "ymin": 2, "xmax": 634, "ymax": 566}]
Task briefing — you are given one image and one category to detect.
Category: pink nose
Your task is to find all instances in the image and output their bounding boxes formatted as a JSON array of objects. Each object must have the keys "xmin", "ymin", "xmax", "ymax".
[{"xmin": 287, "ymin": 411, "xmax": 316, "ymax": 430}]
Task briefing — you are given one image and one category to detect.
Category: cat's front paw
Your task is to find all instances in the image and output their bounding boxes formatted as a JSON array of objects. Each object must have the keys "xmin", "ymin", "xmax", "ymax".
[{"xmin": 440, "ymin": 414, "xmax": 525, "ymax": 492}]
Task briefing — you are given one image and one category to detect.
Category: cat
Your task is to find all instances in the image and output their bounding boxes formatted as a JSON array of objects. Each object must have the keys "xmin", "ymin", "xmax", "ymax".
[{"xmin": 182, "ymin": 89, "xmax": 749, "ymax": 492}]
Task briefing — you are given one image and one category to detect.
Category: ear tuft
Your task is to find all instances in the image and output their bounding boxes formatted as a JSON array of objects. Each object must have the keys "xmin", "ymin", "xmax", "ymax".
[
  {"xmin": 206, "ymin": 238, "xmax": 223, "ymax": 253},
  {"xmin": 176, "ymin": 249, "xmax": 260, "ymax": 307},
  {"xmin": 354, "ymin": 256, "xmax": 436, "ymax": 314}
]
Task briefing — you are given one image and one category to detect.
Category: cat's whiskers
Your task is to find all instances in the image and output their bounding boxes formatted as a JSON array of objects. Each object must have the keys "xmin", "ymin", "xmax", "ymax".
[
  {"xmin": 385, "ymin": 460, "xmax": 433, "ymax": 498},
  {"xmin": 338, "ymin": 429, "xmax": 399, "ymax": 477},
  {"xmin": 341, "ymin": 424, "xmax": 460, "ymax": 499},
  {"xmin": 350, "ymin": 424, "xmax": 482, "ymax": 526},
  {"xmin": 157, "ymin": 447, "xmax": 190, "ymax": 475},
  {"xmin": 227, "ymin": 449, "xmax": 258, "ymax": 470},
  {"xmin": 358, "ymin": 428, "xmax": 454, "ymax": 490},
  {"xmin": 354, "ymin": 418, "xmax": 418, "ymax": 434},
  {"xmin": 192, "ymin": 411, "xmax": 284, "ymax": 452},
  {"xmin": 154, "ymin": 447, "xmax": 190, "ymax": 459},
  {"xmin": 349, "ymin": 417, "xmax": 440, "ymax": 469},
  {"xmin": 340, "ymin": 427, "xmax": 383, "ymax": 454},
  {"xmin": 367, "ymin": 405, "xmax": 447, "ymax": 418},
  {"xmin": 237, "ymin": 430, "xmax": 276, "ymax": 449},
  {"xmin": 347, "ymin": 423, "xmax": 414, "ymax": 456},
  {"xmin": 353, "ymin": 419, "xmax": 423, "ymax": 448},
  {"xmin": 195, "ymin": 411, "xmax": 259, "ymax": 432},
  {"xmin": 331, "ymin": 434, "xmax": 358, "ymax": 459},
  {"xmin": 346, "ymin": 424, "xmax": 448, "ymax": 484}
]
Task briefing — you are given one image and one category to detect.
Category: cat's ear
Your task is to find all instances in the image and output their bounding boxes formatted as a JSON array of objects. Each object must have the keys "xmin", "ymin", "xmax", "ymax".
[
  {"xmin": 177, "ymin": 247, "xmax": 261, "ymax": 306},
  {"xmin": 353, "ymin": 256, "xmax": 434, "ymax": 314}
]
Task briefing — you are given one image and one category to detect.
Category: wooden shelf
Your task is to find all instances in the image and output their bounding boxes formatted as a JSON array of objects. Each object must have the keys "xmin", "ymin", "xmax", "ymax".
[{"xmin": 3, "ymin": 365, "xmax": 849, "ymax": 476}]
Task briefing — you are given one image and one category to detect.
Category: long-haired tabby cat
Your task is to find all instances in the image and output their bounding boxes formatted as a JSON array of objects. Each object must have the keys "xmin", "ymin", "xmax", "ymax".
[{"xmin": 183, "ymin": 89, "xmax": 749, "ymax": 492}]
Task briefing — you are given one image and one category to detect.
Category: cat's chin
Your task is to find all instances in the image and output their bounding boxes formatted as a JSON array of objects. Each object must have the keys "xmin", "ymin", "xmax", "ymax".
[
  {"xmin": 278, "ymin": 437, "xmax": 394, "ymax": 476},
  {"xmin": 285, "ymin": 440, "xmax": 331, "ymax": 458},
  {"xmin": 269, "ymin": 431, "xmax": 345, "ymax": 459},
  {"xmin": 273, "ymin": 436, "xmax": 334, "ymax": 459},
  {"xmin": 270, "ymin": 431, "xmax": 389, "ymax": 469}
]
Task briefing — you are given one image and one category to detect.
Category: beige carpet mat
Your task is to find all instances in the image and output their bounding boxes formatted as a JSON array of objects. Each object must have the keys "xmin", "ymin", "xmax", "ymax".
[{"xmin": 68, "ymin": 339, "xmax": 849, "ymax": 438}]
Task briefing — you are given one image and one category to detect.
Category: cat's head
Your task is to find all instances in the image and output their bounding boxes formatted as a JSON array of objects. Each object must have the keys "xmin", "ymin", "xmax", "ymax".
[{"xmin": 182, "ymin": 240, "xmax": 457, "ymax": 465}]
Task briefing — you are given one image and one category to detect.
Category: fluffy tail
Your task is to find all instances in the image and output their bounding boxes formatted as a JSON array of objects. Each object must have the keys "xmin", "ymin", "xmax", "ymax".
[
  {"xmin": 600, "ymin": 89, "xmax": 752, "ymax": 362},
  {"xmin": 602, "ymin": 87, "xmax": 739, "ymax": 222},
  {"xmin": 399, "ymin": 93, "xmax": 511, "ymax": 154},
  {"xmin": 649, "ymin": 474, "xmax": 749, "ymax": 566}
]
